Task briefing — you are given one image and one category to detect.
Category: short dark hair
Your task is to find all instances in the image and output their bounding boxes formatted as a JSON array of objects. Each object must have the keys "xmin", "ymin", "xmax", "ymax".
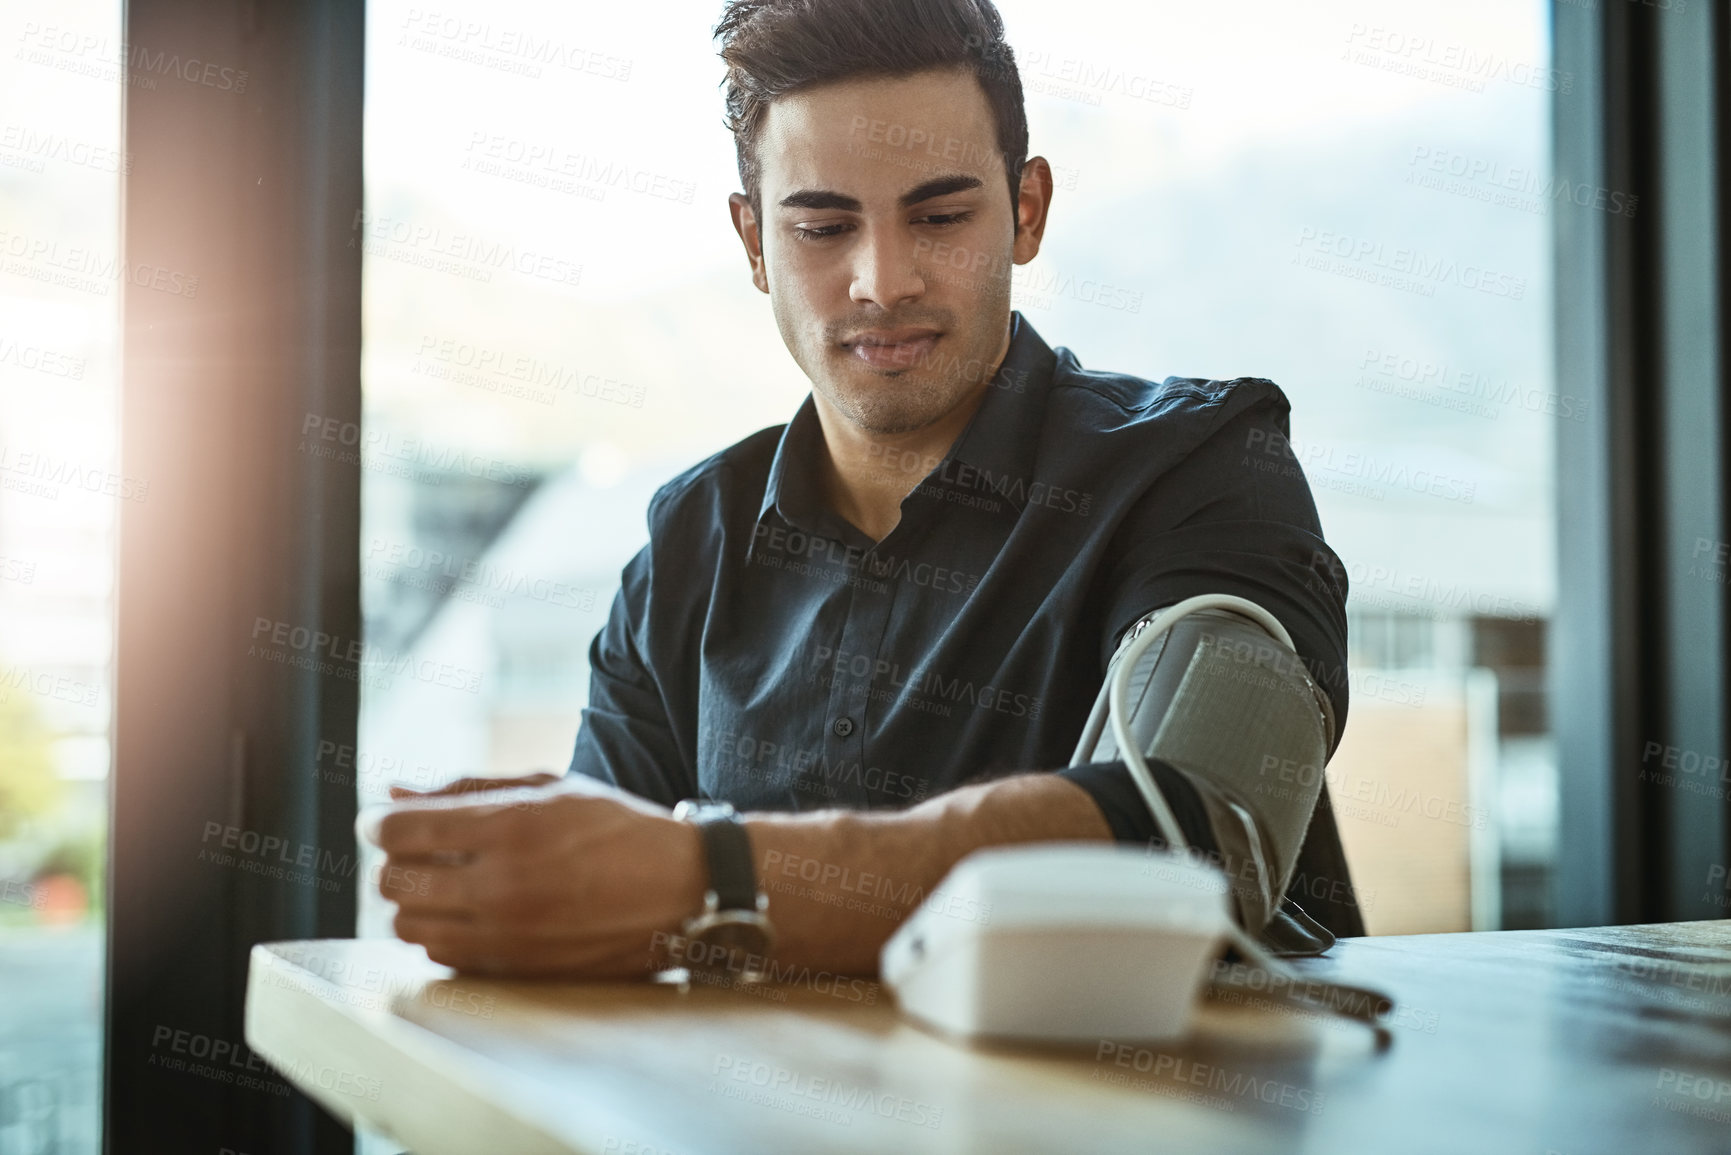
[{"xmin": 715, "ymin": 0, "xmax": 1029, "ymax": 218}]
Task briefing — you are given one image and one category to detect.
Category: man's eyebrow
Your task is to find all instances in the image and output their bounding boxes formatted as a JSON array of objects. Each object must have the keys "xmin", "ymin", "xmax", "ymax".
[
  {"xmin": 775, "ymin": 174, "xmax": 986, "ymax": 213},
  {"xmin": 778, "ymin": 189, "xmax": 862, "ymax": 211},
  {"xmin": 899, "ymin": 174, "xmax": 983, "ymax": 207}
]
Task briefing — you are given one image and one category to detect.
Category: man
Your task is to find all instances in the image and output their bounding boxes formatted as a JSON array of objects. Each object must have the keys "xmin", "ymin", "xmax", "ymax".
[{"xmin": 376, "ymin": 0, "xmax": 1359, "ymax": 980}]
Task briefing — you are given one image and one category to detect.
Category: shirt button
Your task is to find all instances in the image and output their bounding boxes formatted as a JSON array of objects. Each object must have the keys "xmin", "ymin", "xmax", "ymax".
[{"xmin": 832, "ymin": 716, "xmax": 855, "ymax": 738}]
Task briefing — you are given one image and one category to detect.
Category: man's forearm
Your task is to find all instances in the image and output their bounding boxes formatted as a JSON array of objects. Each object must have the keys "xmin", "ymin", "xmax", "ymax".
[{"xmin": 742, "ymin": 772, "xmax": 1112, "ymax": 976}]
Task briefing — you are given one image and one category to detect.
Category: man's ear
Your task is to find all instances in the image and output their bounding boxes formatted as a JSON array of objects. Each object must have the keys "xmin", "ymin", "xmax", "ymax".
[
  {"xmin": 1011, "ymin": 156, "xmax": 1055, "ymax": 267},
  {"xmin": 728, "ymin": 192, "xmax": 770, "ymax": 295}
]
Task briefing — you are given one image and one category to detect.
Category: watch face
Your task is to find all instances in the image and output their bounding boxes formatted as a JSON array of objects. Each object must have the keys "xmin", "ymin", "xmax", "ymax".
[
  {"xmin": 700, "ymin": 920, "xmax": 771, "ymax": 957},
  {"xmin": 687, "ymin": 911, "xmax": 774, "ymax": 977}
]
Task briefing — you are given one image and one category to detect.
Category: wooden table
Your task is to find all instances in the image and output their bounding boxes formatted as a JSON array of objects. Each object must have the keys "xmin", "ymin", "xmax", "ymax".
[{"xmin": 245, "ymin": 922, "xmax": 1731, "ymax": 1154}]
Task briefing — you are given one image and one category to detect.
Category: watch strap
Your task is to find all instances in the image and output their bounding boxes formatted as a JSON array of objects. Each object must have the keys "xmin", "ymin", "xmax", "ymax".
[{"xmin": 683, "ymin": 804, "xmax": 761, "ymax": 912}]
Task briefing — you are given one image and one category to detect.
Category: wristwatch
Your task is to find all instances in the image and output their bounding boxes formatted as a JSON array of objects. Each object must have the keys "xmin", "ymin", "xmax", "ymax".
[{"xmin": 671, "ymin": 799, "xmax": 775, "ymax": 977}]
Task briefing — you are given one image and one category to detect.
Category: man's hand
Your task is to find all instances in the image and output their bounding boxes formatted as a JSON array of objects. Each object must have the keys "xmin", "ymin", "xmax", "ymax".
[{"xmin": 375, "ymin": 777, "xmax": 705, "ymax": 979}]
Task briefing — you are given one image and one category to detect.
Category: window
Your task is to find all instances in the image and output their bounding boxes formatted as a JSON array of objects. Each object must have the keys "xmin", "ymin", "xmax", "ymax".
[
  {"xmin": 356, "ymin": 0, "xmax": 1558, "ymax": 982},
  {"xmin": 0, "ymin": 1, "xmax": 123, "ymax": 1150}
]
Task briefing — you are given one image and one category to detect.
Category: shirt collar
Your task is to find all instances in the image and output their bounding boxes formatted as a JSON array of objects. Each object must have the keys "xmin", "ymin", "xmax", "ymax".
[
  {"xmin": 751, "ymin": 311, "xmax": 1057, "ymax": 548},
  {"xmin": 937, "ymin": 311, "xmax": 1057, "ymax": 515},
  {"xmin": 755, "ymin": 390, "xmax": 829, "ymax": 534}
]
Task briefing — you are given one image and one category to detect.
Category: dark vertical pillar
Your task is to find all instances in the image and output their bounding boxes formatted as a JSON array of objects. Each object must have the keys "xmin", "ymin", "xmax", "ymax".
[
  {"xmin": 1553, "ymin": 0, "xmax": 1729, "ymax": 926},
  {"xmin": 109, "ymin": 2, "xmax": 363, "ymax": 1151},
  {"xmin": 1654, "ymin": 0, "xmax": 1728, "ymax": 921}
]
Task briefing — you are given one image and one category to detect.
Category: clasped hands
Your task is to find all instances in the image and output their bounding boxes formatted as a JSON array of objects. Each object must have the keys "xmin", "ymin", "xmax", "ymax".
[{"xmin": 366, "ymin": 772, "xmax": 707, "ymax": 979}]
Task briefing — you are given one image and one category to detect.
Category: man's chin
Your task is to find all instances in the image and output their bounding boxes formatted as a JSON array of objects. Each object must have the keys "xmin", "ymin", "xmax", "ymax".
[
  {"xmin": 826, "ymin": 389, "xmax": 949, "ymax": 437},
  {"xmin": 832, "ymin": 349, "xmax": 925, "ymax": 382}
]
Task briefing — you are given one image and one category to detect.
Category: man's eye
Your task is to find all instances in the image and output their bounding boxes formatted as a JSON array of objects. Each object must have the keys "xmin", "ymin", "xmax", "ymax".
[
  {"xmin": 793, "ymin": 223, "xmax": 850, "ymax": 241},
  {"xmin": 919, "ymin": 211, "xmax": 974, "ymax": 227}
]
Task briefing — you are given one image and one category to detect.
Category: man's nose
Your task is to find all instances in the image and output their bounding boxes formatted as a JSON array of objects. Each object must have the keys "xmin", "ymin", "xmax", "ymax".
[{"xmin": 849, "ymin": 226, "xmax": 926, "ymax": 309}]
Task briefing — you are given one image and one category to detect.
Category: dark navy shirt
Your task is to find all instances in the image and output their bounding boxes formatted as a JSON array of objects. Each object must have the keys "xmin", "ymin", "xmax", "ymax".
[{"xmin": 570, "ymin": 313, "xmax": 1363, "ymax": 935}]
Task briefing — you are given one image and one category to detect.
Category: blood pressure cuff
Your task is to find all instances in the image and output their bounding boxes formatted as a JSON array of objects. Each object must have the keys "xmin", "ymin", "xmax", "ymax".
[{"xmin": 1062, "ymin": 607, "xmax": 1336, "ymax": 945}]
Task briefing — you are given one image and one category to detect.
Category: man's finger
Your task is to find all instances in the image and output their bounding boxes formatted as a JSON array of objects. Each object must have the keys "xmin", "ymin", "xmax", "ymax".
[
  {"xmin": 378, "ymin": 858, "xmax": 481, "ymax": 913},
  {"xmin": 392, "ymin": 909, "xmax": 476, "ymax": 947},
  {"xmin": 372, "ymin": 794, "xmax": 530, "ymax": 856},
  {"xmin": 391, "ymin": 772, "xmax": 559, "ymax": 801}
]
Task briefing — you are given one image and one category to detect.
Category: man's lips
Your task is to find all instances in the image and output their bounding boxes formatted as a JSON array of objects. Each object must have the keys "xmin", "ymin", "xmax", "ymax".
[{"xmin": 842, "ymin": 329, "xmax": 941, "ymax": 370}]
